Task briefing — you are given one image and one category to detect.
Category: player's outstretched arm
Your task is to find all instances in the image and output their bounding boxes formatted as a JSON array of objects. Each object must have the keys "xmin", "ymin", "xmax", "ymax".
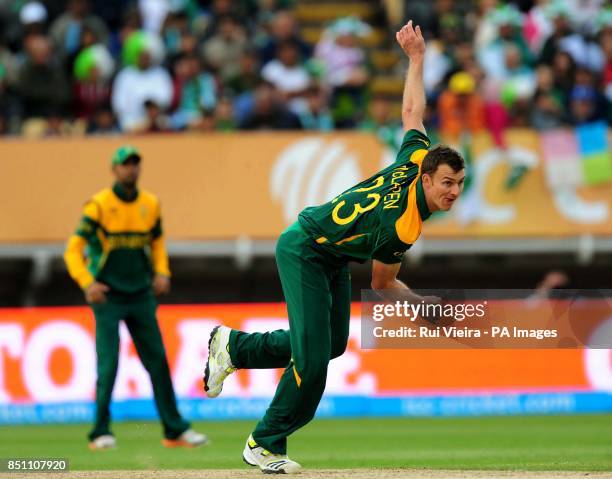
[
  {"xmin": 371, "ymin": 261, "xmax": 405, "ymax": 290},
  {"xmin": 371, "ymin": 260, "xmax": 423, "ymax": 302},
  {"xmin": 371, "ymin": 260, "xmax": 440, "ymax": 304},
  {"xmin": 396, "ymin": 20, "xmax": 426, "ymax": 134}
]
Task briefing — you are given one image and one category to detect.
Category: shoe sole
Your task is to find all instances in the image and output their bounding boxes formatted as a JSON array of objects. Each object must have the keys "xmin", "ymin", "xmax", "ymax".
[
  {"xmin": 243, "ymin": 444, "xmax": 257, "ymax": 467},
  {"xmin": 243, "ymin": 456, "xmax": 257, "ymax": 467},
  {"xmin": 162, "ymin": 438, "xmax": 207, "ymax": 448},
  {"xmin": 88, "ymin": 443, "xmax": 115, "ymax": 451},
  {"xmin": 243, "ymin": 443, "xmax": 296, "ymax": 474},
  {"xmin": 203, "ymin": 326, "xmax": 220, "ymax": 395}
]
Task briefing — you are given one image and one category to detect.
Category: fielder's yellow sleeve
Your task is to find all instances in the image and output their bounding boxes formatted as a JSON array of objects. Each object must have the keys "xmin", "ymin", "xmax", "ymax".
[
  {"xmin": 63, "ymin": 200, "xmax": 100, "ymax": 290},
  {"xmin": 150, "ymin": 202, "xmax": 171, "ymax": 277},
  {"xmin": 151, "ymin": 236, "xmax": 171, "ymax": 277},
  {"xmin": 64, "ymin": 235, "xmax": 95, "ymax": 289}
]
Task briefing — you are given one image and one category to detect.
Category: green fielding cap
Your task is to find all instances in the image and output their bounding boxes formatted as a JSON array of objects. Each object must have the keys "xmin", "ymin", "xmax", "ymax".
[{"xmin": 112, "ymin": 145, "xmax": 141, "ymax": 165}]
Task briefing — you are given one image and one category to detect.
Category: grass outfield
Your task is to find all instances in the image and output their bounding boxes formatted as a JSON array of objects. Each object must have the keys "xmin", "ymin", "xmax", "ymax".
[{"xmin": 0, "ymin": 415, "xmax": 611, "ymax": 472}]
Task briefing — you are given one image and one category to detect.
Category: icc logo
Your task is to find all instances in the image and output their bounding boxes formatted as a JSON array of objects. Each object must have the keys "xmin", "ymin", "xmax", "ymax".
[{"xmin": 270, "ymin": 138, "xmax": 363, "ymax": 223}]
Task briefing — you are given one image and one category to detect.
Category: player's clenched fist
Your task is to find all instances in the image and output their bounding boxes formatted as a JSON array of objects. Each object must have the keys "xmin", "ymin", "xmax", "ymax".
[
  {"xmin": 85, "ymin": 281, "xmax": 110, "ymax": 304},
  {"xmin": 396, "ymin": 20, "xmax": 425, "ymax": 59}
]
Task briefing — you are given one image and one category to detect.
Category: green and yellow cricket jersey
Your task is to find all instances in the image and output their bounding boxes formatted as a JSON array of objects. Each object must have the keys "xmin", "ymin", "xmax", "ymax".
[
  {"xmin": 64, "ymin": 183, "xmax": 170, "ymax": 295},
  {"xmin": 298, "ymin": 129, "xmax": 432, "ymax": 264}
]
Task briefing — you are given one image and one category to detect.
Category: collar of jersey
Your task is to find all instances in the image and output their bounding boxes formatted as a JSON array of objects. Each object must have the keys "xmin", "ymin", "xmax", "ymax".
[
  {"xmin": 415, "ymin": 177, "xmax": 431, "ymax": 221},
  {"xmin": 112, "ymin": 182, "xmax": 139, "ymax": 203}
]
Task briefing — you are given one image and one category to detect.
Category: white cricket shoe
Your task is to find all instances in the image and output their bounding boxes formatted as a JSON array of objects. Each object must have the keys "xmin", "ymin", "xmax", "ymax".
[
  {"xmin": 162, "ymin": 428, "xmax": 209, "ymax": 448},
  {"xmin": 88, "ymin": 435, "xmax": 116, "ymax": 450},
  {"xmin": 243, "ymin": 434, "xmax": 302, "ymax": 474},
  {"xmin": 204, "ymin": 325, "xmax": 236, "ymax": 398}
]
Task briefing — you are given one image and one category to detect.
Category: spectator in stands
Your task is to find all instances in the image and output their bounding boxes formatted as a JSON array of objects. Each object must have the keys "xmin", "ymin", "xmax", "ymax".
[
  {"xmin": 192, "ymin": 109, "xmax": 217, "ymax": 131},
  {"xmin": 73, "ymin": 44, "xmax": 114, "ymax": 121},
  {"xmin": 449, "ymin": 41, "xmax": 478, "ymax": 74},
  {"xmin": 86, "ymin": 104, "xmax": 120, "ymax": 134},
  {"xmin": 531, "ymin": 90, "xmax": 564, "ymax": 129},
  {"xmin": 423, "ymin": 38, "xmax": 451, "ymax": 97},
  {"xmin": 225, "ymin": 48, "xmax": 262, "ymax": 96},
  {"xmin": 114, "ymin": 7, "xmax": 143, "ymax": 58},
  {"xmin": 477, "ymin": 5, "xmax": 533, "ymax": 80},
  {"xmin": 201, "ymin": 14, "xmax": 247, "ymax": 80},
  {"xmin": 162, "ymin": 11, "xmax": 192, "ymax": 65},
  {"xmin": 50, "ymin": 0, "xmax": 108, "ymax": 63},
  {"xmin": 423, "ymin": 24, "xmax": 472, "ymax": 98},
  {"xmin": 259, "ymin": 10, "xmax": 311, "ymax": 66},
  {"xmin": 498, "ymin": 51, "xmax": 536, "ymax": 127},
  {"xmin": 359, "ymin": 95, "xmax": 403, "ymax": 150},
  {"xmin": 170, "ymin": 53, "xmax": 217, "ymax": 130},
  {"xmin": 551, "ymin": 50, "xmax": 576, "ymax": 100},
  {"xmin": 499, "ymin": 43, "xmax": 536, "ymax": 107},
  {"xmin": 224, "ymin": 48, "xmax": 262, "ymax": 123},
  {"xmin": 315, "ymin": 17, "xmax": 370, "ymax": 128},
  {"xmin": 44, "ymin": 111, "xmax": 74, "ymax": 136},
  {"xmin": 262, "ymin": 40, "xmax": 310, "ymax": 113},
  {"xmin": 573, "ymin": 66, "xmax": 609, "ymax": 120},
  {"xmin": 539, "ymin": 2, "xmax": 605, "ymax": 72},
  {"xmin": 567, "ymin": 0, "xmax": 608, "ymax": 35},
  {"xmin": 17, "ymin": 35, "xmax": 70, "ymax": 122},
  {"xmin": 523, "ymin": 0, "xmax": 554, "ymax": 56},
  {"xmin": 112, "ymin": 32, "xmax": 173, "ymax": 131},
  {"xmin": 568, "ymin": 85, "xmax": 601, "ymax": 124},
  {"xmin": 431, "ymin": 0, "xmax": 465, "ymax": 40},
  {"xmin": 472, "ymin": 0, "xmax": 501, "ymax": 52},
  {"xmin": 214, "ymin": 96, "xmax": 237, "ymax": 131},
  {"xmin": 198, "ymin": 0, "xmax": 245, "ymax": 39},
  {"xmin": 239, "ymin": 82, "xmax": 301, "ymax": 130},
  {"xmin": 538, "ymin": 3, "xmax": 574, "ymax": 65},
  {"xmin": 139, "ymin": 99, "xmax": 171, "ymax": 133},
  {"xmin": 359, "ymin": 95, "xmax": 392, "ymax": 131},
  {"xmin": 296, "ymin": 84, "xmax": 333, "ymax": 131},
  {"xmin": 438, "ymin": 71, "xmax": 486, "ymax": 138},
  {"xmin": 530, "ymin": 65, "xmax": 566, "ymax": 129}
]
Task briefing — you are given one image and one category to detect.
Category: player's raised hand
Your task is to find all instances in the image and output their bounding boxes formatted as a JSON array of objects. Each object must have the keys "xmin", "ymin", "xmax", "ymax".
[{"xmin": 396, "ymin": 20, "xmax": 425, "ymax": 59}]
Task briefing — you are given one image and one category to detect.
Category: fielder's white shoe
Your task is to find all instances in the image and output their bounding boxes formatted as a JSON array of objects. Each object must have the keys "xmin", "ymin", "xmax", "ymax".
[
  {"xmin": 204, "ymin": 325, "xmax": 236, "ymax": 398},
  {"xmin": 88, "ymin": 434, "xmax": 116, "ymax": 450},
  {"xmin": 162, "ymin": 428, "xmax": 209, "ymax": 448},
  {"xmin": 243, "ymin": 434, "xmax": 302, "ymax": 474}
]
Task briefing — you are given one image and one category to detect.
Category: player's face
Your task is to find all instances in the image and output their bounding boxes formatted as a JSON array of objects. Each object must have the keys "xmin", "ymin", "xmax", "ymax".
[
  {"xmin": 113, "ymin": 157, "xmax": 141, "ymax": 187},
  {"xmin": 423, "ymin": 164, "xmax": 465, "ymax": 212}
]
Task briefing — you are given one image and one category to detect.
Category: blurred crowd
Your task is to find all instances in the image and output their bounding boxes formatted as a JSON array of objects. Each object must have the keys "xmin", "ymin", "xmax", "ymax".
[
  {"xmin": 0, "ymin": 0, "xmax": 610, "ymax": 138},
  {"xmin": 412, "ymin": 0, "xmax": 612, "ymax": 142}
]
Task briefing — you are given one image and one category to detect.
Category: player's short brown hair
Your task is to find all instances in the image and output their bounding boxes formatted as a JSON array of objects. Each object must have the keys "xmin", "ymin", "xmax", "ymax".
[{"xmin": 421, "ymin": 146, "xmax": 465, "ymax": 176}]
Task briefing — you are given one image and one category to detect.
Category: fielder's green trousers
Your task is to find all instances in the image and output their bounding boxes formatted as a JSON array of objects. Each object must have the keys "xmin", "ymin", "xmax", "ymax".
[
  {"xmin": 229, "ymin": 221, "xmax": 351, "ymax": 454},
  {"xmin": 89, "ymin": 293, "xmax": 189, "ymax": 441}
]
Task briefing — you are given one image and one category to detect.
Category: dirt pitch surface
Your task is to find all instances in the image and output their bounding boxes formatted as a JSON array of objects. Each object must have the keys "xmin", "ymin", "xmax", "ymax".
[{"xmin": 2, "ymin": 470, "xmax": 612, "ymax": 479}]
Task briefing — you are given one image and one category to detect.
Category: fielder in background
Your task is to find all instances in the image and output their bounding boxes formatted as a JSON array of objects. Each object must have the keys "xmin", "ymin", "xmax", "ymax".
[
  {"xmin": 204, "ymin": 20, "xmax": 466, "ymax": 474},
  {"xmin": 64, "ymin": 146, "xmax": 206, "ymax": 450}
]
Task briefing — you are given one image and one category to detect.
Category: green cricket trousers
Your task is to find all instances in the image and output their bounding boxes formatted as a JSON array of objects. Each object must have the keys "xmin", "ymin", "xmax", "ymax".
[
  {"xmin": 89, "ymin": 293, "xmax": 189, "ymax": 441},
  {"xmin": 228, "ymin": 221, "xmax": 351, "ymax": 454}
]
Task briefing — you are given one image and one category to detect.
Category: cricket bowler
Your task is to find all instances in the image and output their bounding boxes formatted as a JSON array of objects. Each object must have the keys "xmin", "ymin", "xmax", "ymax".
[
  {"xmin": 64, "ymin": 146, "xmax": 207, "ymax": 450},
  {"xmin": 204, "ymin": 20, "xmax": 466, "ymax": 473}
]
